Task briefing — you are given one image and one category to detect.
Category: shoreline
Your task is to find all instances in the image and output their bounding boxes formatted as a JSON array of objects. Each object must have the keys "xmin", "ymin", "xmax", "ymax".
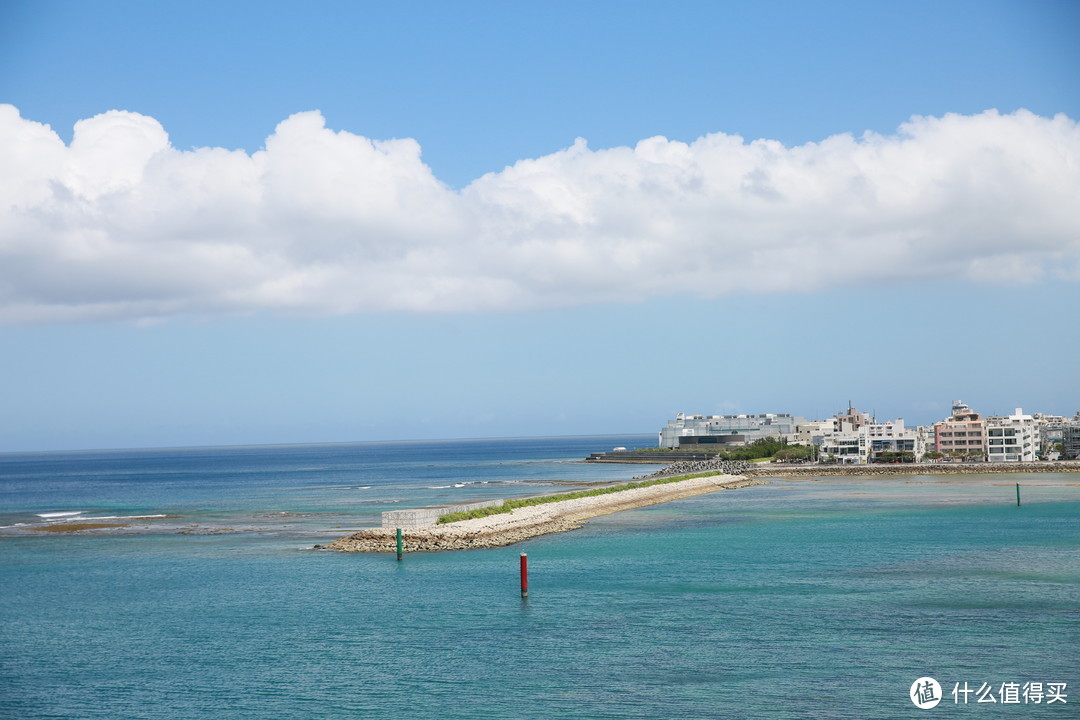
[
  {"xmin": 322, "ymin": 474, "xmax": 763, "ymax": 553},
  {"xmin": 742, "ymin": 460, "xmax": 1080, "ymax": 478},
  {"xmin": 627, "ymin": 458, "xmax": 1080, "ymax": 482}
]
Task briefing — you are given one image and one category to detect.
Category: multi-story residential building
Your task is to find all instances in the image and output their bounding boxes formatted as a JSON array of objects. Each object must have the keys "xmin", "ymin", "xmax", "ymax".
[
  {"xmin": 1062, "ymin": 417, "xmax": 1080, "ymax": 460},
  {"xmin": 794, "ymin": 420, "xmax": 836, "ymax": 447},
  {"xmin": 820, "ymin": 417, "xmax": 920, "ymax": 464},
  {"xmin": 862, "ymin": 418, "xmax": 921, "ymax": 463},
  {"xmin": 916, "ymin": 425, "xmax": 937, "ymax": 456},
  {"xmin": 658, "ymin": 412, "xmax": 806, "ymax": 448},
  {"xmin": 933, "ymin": 400, "xmax": 987, "ymax": 460},
  {"xmin": 1033, "ymin": 413, "xmax": 1067, "ymax": 458},
  {"xmin": 819, "ymin": 430, "xmax": 862, "ymax": 463},
  {"xmin": 986, "ymin": 408, "xmax": 1039, "ymax": 462}
]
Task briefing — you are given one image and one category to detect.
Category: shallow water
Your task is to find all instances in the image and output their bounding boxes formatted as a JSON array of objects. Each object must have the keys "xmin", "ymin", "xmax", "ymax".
[{"xmin": 1, "ymin": 439, "xmax": 1077, "ymax": 718}]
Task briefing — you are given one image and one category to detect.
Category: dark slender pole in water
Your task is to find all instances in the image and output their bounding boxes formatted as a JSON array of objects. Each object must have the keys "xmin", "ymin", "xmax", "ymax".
[
  {"xmin": 396, "ymin": 528, "xmax": 403, "ymax": 561},
  {"xmin": 1016, "ymin": 483, "xmax": 1021, "ymax": 507},
  {"xmin": 520, "ymin": 552, "xmax": 529, "ymax": 598}
]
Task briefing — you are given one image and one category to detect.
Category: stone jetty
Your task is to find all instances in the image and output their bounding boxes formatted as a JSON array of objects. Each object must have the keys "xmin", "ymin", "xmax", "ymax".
[
  {"xmin": 318, "ymin": 459, "xmax": 1080, "ymax": 553},
  {"xmin": 321, "ymin": 473, "xmax": 763, "ymax": 552},
  {"xmin": 634, "ymin": 459, "xmax": 753, "ymax": 480}
]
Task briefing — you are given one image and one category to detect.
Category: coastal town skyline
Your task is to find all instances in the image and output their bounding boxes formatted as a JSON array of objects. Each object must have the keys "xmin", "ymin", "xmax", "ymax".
[
  {"xmin": 2, "ymin": 1, "xmax": 1078, "ymax": 452},
  {"xmin": 656, "ymin": 400, "xmax": 1080, "ymax": 462}
]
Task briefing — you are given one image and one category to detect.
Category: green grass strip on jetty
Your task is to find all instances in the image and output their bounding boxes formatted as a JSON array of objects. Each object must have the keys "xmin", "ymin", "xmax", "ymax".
[{"xmin": 436, "ymin": 471, "xmax": 728, "ymax": 524}]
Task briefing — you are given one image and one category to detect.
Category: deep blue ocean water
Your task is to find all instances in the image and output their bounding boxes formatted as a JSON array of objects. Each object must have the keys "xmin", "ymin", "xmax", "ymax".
[{"xmin": 1, "ymin": 436, "xmax": 1077, "ymax": 719}]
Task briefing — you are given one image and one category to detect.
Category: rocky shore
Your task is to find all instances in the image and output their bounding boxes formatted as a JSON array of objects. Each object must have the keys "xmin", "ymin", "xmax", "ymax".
[
  {"xmin": 321, "ymin": 474, "xmax": 763, "ymax": 552},
  {"xmin": 634, "ymin": 459, "xmax": 753, "ymax": 480}
]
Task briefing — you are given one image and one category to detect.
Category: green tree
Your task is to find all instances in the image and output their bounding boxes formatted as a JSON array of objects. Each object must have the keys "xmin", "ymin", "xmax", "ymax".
[{"xmin": 775, "ymin": 445, "xmax": 814, "ymax": 462}]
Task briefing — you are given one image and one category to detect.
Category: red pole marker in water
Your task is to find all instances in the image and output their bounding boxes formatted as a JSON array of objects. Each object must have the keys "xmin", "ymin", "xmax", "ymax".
[{"xmin": 520, "ymin": 552, "xmax": 528, "ymax": 598}]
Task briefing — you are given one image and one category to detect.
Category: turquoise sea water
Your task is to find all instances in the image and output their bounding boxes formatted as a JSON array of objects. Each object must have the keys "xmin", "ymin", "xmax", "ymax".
[{"xmin": 1, "ymin": 437, "xmax": 1077, "ymax": 719}]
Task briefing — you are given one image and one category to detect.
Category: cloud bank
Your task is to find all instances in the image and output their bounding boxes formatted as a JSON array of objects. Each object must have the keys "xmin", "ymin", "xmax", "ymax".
[{"xmin": 1, "ymin": 104, "xmax": 1078, "ymax": 324}]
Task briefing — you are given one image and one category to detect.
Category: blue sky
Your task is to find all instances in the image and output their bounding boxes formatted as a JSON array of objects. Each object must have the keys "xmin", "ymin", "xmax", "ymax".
[{"xmin": 1, "ymin": 0, "xmax": 1078, "ymax": 451}]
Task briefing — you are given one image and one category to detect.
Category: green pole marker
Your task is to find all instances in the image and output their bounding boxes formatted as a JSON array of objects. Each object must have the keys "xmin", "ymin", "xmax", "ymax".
[
  {"xmin": 396, "ymin": 528, "xmax": 403, "ymax": 561},
  {"xmin": 1016, "ymin": 483, "xmax": 1020, "ymax": 507}
]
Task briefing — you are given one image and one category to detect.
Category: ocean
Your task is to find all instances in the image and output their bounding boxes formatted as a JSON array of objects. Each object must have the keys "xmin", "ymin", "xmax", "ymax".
[{"xmin": 1, "ymin": 436, "xmax": 1077, "ymax": 719}]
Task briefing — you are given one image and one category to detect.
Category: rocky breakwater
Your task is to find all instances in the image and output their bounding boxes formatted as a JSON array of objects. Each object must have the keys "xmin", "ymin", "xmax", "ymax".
[
  {"xmin": 322, "ymin": 473, "xmax": 763, "ymax": 552},
  {"xmin": 742, "ymin": 460, "xmax": 1080, "ymax": 478},
  {"xmin": 634, "ymin": 459, "xmax": 753, "ymax": 480}
]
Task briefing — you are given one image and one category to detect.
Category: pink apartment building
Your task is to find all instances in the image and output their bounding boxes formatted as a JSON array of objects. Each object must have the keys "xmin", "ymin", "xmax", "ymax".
[{"xmin": 933, "ymin": 400, "xmax": 987, "ymax": 459}]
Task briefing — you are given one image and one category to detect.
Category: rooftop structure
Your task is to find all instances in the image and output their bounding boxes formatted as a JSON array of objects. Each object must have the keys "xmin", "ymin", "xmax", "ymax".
[
  {"xmin": 833, "ymin": 404, "xmax": 872, "ymax": 432},
  {"xmin": 933, "ymin": 400, "xmax": 987, "ymax": 460}
]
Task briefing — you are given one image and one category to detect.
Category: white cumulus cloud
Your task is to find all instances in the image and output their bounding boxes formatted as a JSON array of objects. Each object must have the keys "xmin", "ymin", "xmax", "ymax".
[{"xmin": 0, "ymin": 104, "xmax": 1077, "ymax": 324}]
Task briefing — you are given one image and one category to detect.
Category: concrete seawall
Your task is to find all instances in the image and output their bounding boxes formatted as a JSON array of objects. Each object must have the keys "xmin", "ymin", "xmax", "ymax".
[{"xmin": 381, "ymin": 499, "xmax": 505, "ymax": 528}]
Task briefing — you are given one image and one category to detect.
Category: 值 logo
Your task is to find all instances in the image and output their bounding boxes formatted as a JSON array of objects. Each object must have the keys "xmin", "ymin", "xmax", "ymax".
[{"xmin": 911, "ymin": 677, "xmax": 942, "ymax": 709}]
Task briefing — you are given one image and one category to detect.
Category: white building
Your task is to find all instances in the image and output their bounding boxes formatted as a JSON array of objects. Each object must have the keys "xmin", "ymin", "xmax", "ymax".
[
  {"xmin": 659, "ymin": 412, "xmax": 806, "ymax": 449},
  {"xmin": 862, "ymin": 419, "xmax": 921, "ymax": 463},
  {"xmin": 819, "ymin": 418, "xmax": 921, "ymax": 464},
  {"xmin": 819, "ymin": 429, "xmax": 863, "ymax": 463},
  {"xmin": 986, "ymin": 408, "xmax": 1039, "ymax": 462},
  {"xmin": 794, "ymin": 420, "xmax": 836, "ymax": 447},
  {"xmin": 916, "ymin": 425, "xmax": 938, "ymax": 457}
]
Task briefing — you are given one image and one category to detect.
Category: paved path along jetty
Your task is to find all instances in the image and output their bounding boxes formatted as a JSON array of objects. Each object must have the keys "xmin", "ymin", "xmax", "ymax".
[{"xmin": 322, "ymin": 473, "xmax": 762, "ymax": 552}]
